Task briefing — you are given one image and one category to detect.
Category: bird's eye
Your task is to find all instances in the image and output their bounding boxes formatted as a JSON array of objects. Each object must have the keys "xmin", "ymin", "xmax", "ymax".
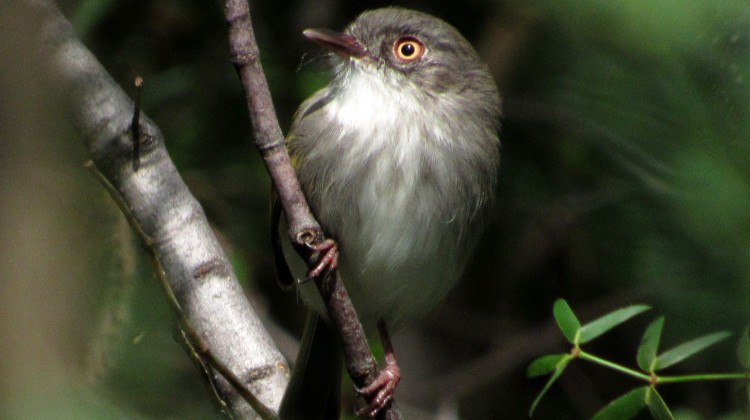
[{"xmin": 394, "ymin": 37, "xmax": 424, "ymax": 61}]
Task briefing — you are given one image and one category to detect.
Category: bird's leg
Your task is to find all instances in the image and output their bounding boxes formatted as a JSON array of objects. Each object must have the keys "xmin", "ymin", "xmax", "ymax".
[
  {"xmin": 306, "ymin": 238, "xmax": 339, "ymax": 279},
  {"xmin": 356, "ymin": 319, "xmax": 401, "ymax": 417}
]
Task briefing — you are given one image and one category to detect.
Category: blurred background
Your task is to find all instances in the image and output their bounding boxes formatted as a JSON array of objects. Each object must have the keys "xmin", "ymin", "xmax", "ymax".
[{"xmin": 2, "ymin": 0, "xmax": 750, "ymax": 418}]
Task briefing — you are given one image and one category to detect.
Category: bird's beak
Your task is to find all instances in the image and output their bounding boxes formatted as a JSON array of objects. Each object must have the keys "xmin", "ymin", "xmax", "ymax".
[{"xmin": 303, "ymin": 28, "xmax": 366, "ymax": 59}]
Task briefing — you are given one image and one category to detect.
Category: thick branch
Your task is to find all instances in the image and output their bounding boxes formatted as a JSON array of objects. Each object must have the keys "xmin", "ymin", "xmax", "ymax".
[
  {"xmin": 223, "ymin": 1, "xmax": 400, "ymax": 418},
  {"xmin": 33, "ymin": 1, "xmax": 288, "ymax": 418}
]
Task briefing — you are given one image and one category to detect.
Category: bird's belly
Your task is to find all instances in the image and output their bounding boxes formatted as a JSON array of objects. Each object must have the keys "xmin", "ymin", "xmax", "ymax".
[
  {"xmin": 321, "ymin": 181, "xmax": 466, "ymax": 332},
  {"xmin": 295, "ymin": 120, "xmax": 480, "ymax": 333}
]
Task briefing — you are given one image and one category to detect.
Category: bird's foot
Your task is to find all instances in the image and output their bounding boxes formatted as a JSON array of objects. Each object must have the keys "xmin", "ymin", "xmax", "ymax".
[
  {"xmin": 306, "ymin": 238, "xmax": 338, "ymax": 279},
  {"xmin": 356, "ymin": 320, "xmax": 401, "ymax": 417},
  {"xmin": 356, "ymin": 361, "xmax": 401, "ymax": 417}
]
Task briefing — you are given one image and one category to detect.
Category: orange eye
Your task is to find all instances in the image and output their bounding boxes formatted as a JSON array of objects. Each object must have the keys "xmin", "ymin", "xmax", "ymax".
[{"xmin": 394, "ymin": 37, "xmax": 424, "ymax": 61}]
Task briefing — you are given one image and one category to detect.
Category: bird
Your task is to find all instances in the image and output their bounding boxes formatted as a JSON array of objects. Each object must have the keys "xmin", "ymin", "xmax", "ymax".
[{"xmin": 274, "ymin": 7, "xmax": 501, "ymax": 418}]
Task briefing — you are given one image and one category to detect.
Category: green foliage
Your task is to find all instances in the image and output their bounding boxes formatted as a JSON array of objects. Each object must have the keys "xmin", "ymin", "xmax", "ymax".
[
  {"xmin": 530, "ymin": 299, "xmax": 750, "ymax": 419},
  {"xmin": 653, "ymin": 331, "xmax": 731, "ymax": 371},
  {"xmin": 592, "ymin": 387, "xmax": 648, "ymax": 420},
  {"xmin": 645, "ymin": 388, "xmax": 673, "ymax": 420},
  {"xmin": 528, "ymin": 354, "xmax": 574, "ymax": 417},
  {"xmin": 527, "ymin": 354, "xmax": 568, "ymax": 378},
  {"xmin": 552, "ymin": 299, "xmax": 650, "ymax": 345},
  {"xmin": 580, "ymin": 304, "xmax": 651, "ymax": 344},
  {"xmin": 637, "ymin": 317, "xmax": 665, "ymax": 372},
  {"xmin": 553, "ymin": 299, "xmax": 581, "ymax": 343}
]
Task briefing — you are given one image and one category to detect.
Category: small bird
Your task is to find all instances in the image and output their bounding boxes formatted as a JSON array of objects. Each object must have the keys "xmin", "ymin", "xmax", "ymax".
[{"xmin": 275, "ymin": 7, "xmax": 501, "ymax": 418}]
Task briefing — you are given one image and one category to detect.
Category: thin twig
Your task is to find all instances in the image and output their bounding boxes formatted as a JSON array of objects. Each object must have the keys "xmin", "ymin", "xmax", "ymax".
[
  {"xmin": 130, "ymin": 76, "xmax": 142, "ymax": 171},
  {"xmin": 222, "ymin": 1, "xmax": 399, "ymax": 417}
]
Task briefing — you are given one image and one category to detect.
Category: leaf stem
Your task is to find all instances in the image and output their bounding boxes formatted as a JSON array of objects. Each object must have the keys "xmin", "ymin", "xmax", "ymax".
[
  {"xmin": 578, "ymin": 350, "xmax": 652, "ymax": 381},
  {"xmin": 579, "ymin": 349, "xmax": 748, "ymax": 385},
  {"xmin": 656, "ymin": 372, "xmax": 749, "ymax": 384}
]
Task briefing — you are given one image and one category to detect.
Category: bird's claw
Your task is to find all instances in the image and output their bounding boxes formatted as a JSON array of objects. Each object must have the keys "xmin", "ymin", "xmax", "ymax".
[
  {"xmin": 355, "ymin": 359, "xmax": 401, "ymax": 417},
  {"xmin": 306, "ymin": 238, "xmax": 338, "ymax": 280}
]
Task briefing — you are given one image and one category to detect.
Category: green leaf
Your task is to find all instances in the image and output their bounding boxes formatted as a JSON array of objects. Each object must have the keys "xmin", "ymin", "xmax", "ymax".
[
  {"xmin": 527, "ymin": 354, "xmax": 568, "ymax": 378},
  {"xmin": 737, "ymin": 325, "xmax": 750, "ymax": 370},
  {"xmin": 553, "ymin": 299, "xmax": 581, "ymax": 344},
  {"xmin": 655, "ymin": 331, "xmax": 731, "ymax": 370},
  {"xmin": 637, "ymin": 317, "xmax": 665, "ymax": 372},
  {"xmin": 645, "ymin": 387, "xmax": 674, "ymax": 420},
  {"xmin": 580, "ymin": 304, "xmax": 650, "ymax": 343},
  {"xmin": 592, "ymin": 387, "xmax": 647, "ymax": 420},
  {"xmin": 529, "ymin": 354, "xmax": 573, "ymax": 417}
]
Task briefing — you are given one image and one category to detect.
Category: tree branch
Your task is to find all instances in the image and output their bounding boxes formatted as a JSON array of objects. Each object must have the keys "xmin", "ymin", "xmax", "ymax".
[
  {"xmin": 33, "ymin": 1, "xmax": 288, "ymax": 418},
  {"xmin": 223, "ymin": 1, "xmax": 401, "ymax": 418}
]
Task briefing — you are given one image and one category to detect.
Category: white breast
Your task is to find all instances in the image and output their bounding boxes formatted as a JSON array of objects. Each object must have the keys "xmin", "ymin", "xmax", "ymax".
[{"xmin": 307, "ymin": 67, "xmax": 467, "ymax": 331}]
